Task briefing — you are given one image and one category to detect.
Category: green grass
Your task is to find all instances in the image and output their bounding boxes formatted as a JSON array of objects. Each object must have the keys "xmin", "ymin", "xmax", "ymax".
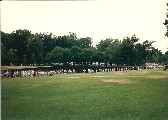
[{"xmin": 2, "ymin": 69, "xmax": 168, "ymax": 120}]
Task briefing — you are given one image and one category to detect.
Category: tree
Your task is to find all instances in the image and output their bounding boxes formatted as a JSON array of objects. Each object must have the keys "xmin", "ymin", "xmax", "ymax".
[
  {"xmin": 163, "ymin": 51, "xmax": 168, "ymax": 65},
  {"xmin": 1, "ymin": 42, "xmax": 7, "ymax": 65},
  {"xmin": 93, "ymin": 51, "xmax": 105, "ymax": 65},
  {"xmin": 135, "ymin": 43, "xmax": 146, "ymax": 65},
  {"xmin": 9, "ymin": 29, "xmax": 31, "ymax": 63},
  {"xmin": 96, "ymin": 38, "xmax": 115, "ymax": 65},
  {"xmin": 62, "ymin": 48, "xmax": 71, "ymax": 65},
  {"xmin": 70, "ymin": 45, "xmax": 82, "ymax": 64},
  {"xmin": 163, "ymin": 3, "xmax": 168, "ymax": 37},
  {"xmin": 78, "ymin": 37, "xmax": 92, "ymax": 48},
  {"xmin": 44, "ymin": 52, "xmax": 52, "ymax": 65},
  {"xmin": 163, "ymin": 51, "xmax": 168, "ymax": 70},
  {"xmin": 50, "ymin": 46, "xmax": 64, "ymax": 63},
  {"xmin": 153, "ymin": 49, "xmax": 164, "ymax": 64},
  {"xmin": 96, "ymin": 38, "xmax": 113, "ymax": 51},
  {"xmin": 37, "ymin": 53, "xmax": 43, "ymax": 64},
  {"xmin": 30, "ymin": 53, "xmax": 36, "ymax": 64},
  {"xmin": 163, "ymin": 3, "xmax": 168, "ymax": 70},
  {"xmin": 1, "ymin": 32, "xmax": 15, "ymax": 65},
  {"xmin": 27, "ymin": 33, "xmax": 44, "ymax": 64},
  {"xmin": 114, "ymin": 35, "xmax": 139, "ymax": 66},
  {"xmin": 22, "ymin": 55, "xmax": 27, "ymax": 65},
  {"xmin": 55, "ymin": 32, "xmax": 78, "ymax": 49},
  {"xmin": 143, "ymin": 40, "xmax": 156, "ymax": 63},
  {"xmin": 80, "ymin": 48, "xmax": 93, "ymax": 65},
  {"xmin": 1, "ymin": 31, "xmax": 11, "ymax": 50},
  {"xmin": 6, "ymin": 48, "xmax": 17, "ymax": 65}
]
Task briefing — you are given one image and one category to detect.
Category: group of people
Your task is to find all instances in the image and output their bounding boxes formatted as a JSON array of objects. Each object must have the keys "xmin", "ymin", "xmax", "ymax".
[
  {"xmin": 1, "ymin": 69, "xmax": 76, "ymax": 78},
  {"xmin": 1, "ymin": 66, "xmax": 158, "ymax": 79}
]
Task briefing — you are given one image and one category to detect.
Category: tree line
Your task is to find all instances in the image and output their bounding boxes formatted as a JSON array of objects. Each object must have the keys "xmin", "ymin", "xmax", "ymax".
[{"xmin": 1, "ymin": 29, "xmax": 168, "ymax": 66}]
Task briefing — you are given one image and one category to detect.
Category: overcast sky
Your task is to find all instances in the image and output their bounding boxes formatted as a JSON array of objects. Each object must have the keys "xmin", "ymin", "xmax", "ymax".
[{"xmin": 1, "ymin": 0, "xmax": 168, "ymax": 53}]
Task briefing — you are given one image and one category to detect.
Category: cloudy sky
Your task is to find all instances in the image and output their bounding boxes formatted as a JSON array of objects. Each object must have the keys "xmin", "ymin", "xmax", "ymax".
[{"xmin": 1, "ymin": 0, "xmax": 168, "ymax": 53}]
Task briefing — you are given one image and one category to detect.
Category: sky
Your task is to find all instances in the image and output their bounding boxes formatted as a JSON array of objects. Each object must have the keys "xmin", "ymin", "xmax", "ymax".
[{"xmin": 1, "ymin": 0, "xmax": 168, "ymax": 53}]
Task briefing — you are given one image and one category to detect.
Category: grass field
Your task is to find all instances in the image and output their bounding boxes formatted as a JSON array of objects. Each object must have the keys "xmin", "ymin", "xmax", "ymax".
[{"xmin": 2, "ymin": 69, "xmax": 168, "ymax": 120}]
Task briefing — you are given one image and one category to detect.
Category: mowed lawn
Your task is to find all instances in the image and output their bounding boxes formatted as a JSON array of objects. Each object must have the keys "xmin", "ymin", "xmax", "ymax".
[{"xmin": 2, "ymin": 69, "xmax": 168, "ymax": 120}]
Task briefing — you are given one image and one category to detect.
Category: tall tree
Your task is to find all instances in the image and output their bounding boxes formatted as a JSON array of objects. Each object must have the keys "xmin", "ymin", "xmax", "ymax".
[
  {"xmin": 1, "ymin": 31, "xmax": 11, "ymax": 50},
  {"xmin": 114, "ymin": 35, "xmax": 139, "ymax": 65},
  {"xmin": 50, "ymin": 46, "xmax": 64, "ymax": 63},
  {"xmin": 55, "ymin": 32, "xmax": 78, "ymax": 49},
  {"xmin": 42, "ymin": 33, "xmax": 56, "ymax": 53},
  {"xmin": 163, "ymin": 3, "xmax": 168, "ymax": 70},
  {"xmin": 80, "ymin": 48, "xmax": 93, "ymax": 65},
  {"xmin": 9, "ymin": 29, "xmax": 31, "ymax": 62},
  {"xmin": 96, "ymin": 38, "xmax": 114, "ymax": 65},
  {"xmin": 164, "ymin": 3, "xmax": 168, "ymax": 37},
  {"xmin": 30, "ymin": 53, "xmax": 36, "ymax": 64},
  {"xmin": 44, "ymin": 52, "xmax": 52, "ymax": 65},
  {"xmin": 6, "ymin": 48, "xmax": 17, "ymax": 65},
  {"xmin": 27, "ymin": 33, "xmax": 44, "ymax": 63},
  {"xmin": 22, "ymin": 55, "xmax": 27, "ymax": 65},
  {"xmin": 62, "ymin": 48, "xmax": 71, "ymax": 65},
  {"xmin": 70, "ymin": 45, "xmax": 82, "ymax": 64},
  {"xmin": 1, "ymin": 42, "xmax": 7, "ymax": 65},
  {"xmin": 78, "ymin": 37, "xmax": 92, "ymax": 49}
]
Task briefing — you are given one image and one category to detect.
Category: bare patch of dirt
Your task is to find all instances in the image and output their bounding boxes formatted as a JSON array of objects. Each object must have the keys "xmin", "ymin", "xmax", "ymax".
[
  {"xmin": 102, "ymin": 79, "xmax": 138, "ymax": 84},
  {"xmin": 146, "ymin": 75, "xmax": 168, "ymax": 79}
]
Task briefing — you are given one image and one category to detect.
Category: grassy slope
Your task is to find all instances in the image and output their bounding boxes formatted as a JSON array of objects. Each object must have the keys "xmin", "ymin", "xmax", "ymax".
[{"xmin": 2, "ymin": 69, "xmax": 168, "ymax": 120}]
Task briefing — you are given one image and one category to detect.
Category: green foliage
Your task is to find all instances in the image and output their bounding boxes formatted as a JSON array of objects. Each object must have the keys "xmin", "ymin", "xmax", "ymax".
[
  {"xmin": 70, "ymin": 45, "xmax": 82, "ymax": 64},
  {"xmin": 7, "ymin": 48, "xmax": 17, "ymax": 64},
  {"xmin": 44, "ymin": 52, "xmax": 52, "ymax": 64},
  {"xmin": 30, "ymin": 53, "xmax": 36, "ymax": 64},
  {"xmin": 162, "ymin": 51, "xmax": 168, "ymax": 65},
  {"xmin": 80, "ymin": 48, "xmax": 93, "ymax": 64},
  {"xmin": 9, "ymin": 29, "xmax": 31, "ymax": 60},
  {"xmin": 37, "ymin": 53, "xmax": 43, "ymax": 64},
  {"xmin": 50, "ymin": 46, "xmax": 64, "ymax": 63},
  {"xmin": 115, "ymin": 36, "xmax": 138, "ymax": 65},
  {"xmin": 163, "ymin": 3, "xmax": 168, "ymax": 37},
  {"xmin": 22, "ymin": 55, "xmax": 27, "ymax": 65},
  {"xmin": 1, "ymin": 29, "xmax": 166, "ymax": 66},
  {"xmin": 78, "ymin": 37, "xmax": 92, "ymax": 48}
]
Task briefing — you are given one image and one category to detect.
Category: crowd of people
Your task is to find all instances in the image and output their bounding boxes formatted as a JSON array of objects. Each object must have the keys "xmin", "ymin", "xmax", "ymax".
[
  {"xmin": 1, "ymin": 69, "xmax": 76, "ymax": 78},
  {"xmin": 1, "ymin": 65, "xmax": 161, "ymax": 79}
]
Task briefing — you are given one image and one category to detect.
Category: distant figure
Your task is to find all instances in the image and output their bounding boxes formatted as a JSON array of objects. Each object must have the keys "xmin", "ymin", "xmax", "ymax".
[
  {"xmin": 34, "ymin": 71, "xmax": 36, "ymax": 77},
  {"xmin": 6, "ymin": 71, "xmax": 9, "ymax": 78},
  {"xmin": 8, "ymin": 70, "xmax": 11, "ymax": 78}
]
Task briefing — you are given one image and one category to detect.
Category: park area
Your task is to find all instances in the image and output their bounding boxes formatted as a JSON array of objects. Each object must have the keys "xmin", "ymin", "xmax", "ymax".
[{"xmin": 1, "ymin": 69, "xmax": 168, "ymax": 120}]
